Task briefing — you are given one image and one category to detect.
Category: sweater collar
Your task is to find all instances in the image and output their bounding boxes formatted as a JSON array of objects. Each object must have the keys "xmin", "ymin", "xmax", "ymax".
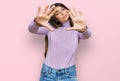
[{"xmin": 62, "ymin": 20, "xmax": 71, "ymax": 27}]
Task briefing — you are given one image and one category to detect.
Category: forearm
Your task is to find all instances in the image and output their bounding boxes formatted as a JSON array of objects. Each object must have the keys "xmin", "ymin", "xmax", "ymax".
[
  {"xmin": 28, "ymin": 20, "xmax": 50, "ymax": 35},
  {"xmin": 78, "ymin": 26, "xmax": 91, "ymax": 39},
  {"xmin": 77, "ymin": 25, "xmax": 87, "ymax": 33},
  {"xmin": 28, "ymin": 20, "xmax": 41, "ymax": 33}
]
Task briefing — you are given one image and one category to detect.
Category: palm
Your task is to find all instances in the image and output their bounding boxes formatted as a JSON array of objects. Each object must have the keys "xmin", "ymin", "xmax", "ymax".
[
  {"xmin": 36, "ymin": 14, "xmax": 49, "ymax": 25},
  {"xmin": 66, "ymin": 8, "xmax": 87, "ymax": 32},
  {"xmin": 35, "ymin": 5, "xmax": 56, "ymax": 31}
]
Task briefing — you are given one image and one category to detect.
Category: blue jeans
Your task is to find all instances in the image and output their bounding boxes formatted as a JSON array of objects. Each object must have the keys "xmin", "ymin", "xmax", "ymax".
[{"xmin": 39, "ymin": 63, "xmax": 78, "ymax": 81}]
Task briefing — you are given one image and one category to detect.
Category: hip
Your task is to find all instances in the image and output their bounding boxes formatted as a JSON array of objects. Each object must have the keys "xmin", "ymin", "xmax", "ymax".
[{"xmin": 39, "ymin": 63, "xmax": 78, "ymax": 81}]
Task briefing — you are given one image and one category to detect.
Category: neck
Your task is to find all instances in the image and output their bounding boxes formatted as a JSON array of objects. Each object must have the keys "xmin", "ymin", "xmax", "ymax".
[{"xmin": 62, "ymin": 20, "xmax": 70, "ymax": 27}]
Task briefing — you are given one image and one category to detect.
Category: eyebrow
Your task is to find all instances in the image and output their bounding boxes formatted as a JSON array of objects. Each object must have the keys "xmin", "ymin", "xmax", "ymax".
[
  {"xmin": 55, "ymin": 11, "xmax": 59, "ymax": 13},
  {"xmin": 55, "ymin": 7, "xmax": 64, "ymax": 13}
]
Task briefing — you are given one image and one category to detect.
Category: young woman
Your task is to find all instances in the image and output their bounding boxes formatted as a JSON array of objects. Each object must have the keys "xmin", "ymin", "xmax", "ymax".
[{"xmin": 28, "ymin": 3, "xmax": 91, "ymax": 81}]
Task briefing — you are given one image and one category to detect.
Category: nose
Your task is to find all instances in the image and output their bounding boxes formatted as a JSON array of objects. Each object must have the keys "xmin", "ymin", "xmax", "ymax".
[{"xmin": 60, "ymin": 11, "xmax": 65, "ymax": 16}]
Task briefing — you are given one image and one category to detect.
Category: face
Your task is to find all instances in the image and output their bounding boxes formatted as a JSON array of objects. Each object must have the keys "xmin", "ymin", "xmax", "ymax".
[{"xmin": 54, "ymin": 6, "xmax": 69, "ymax": 23}]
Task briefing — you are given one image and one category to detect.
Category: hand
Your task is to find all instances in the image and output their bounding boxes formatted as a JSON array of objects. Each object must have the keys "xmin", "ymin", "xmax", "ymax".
[
  {"xmin": 66, "ymin": 8, "xmax": 87, "ymax": 32},
  {"xmin": 34, "ymin": 5, "xmax": 56, "ymax": 31}
]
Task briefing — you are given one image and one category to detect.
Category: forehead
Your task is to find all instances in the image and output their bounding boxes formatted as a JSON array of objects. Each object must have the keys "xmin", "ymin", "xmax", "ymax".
[{"xmin": 54, "ymin": 6, "xmax": 64, "ymax": 11}]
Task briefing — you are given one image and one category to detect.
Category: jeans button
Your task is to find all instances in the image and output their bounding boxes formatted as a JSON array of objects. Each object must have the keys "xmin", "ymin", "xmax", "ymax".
[{"xmin": 58, "ymin": 69, "xmax": 61, "ymax": 73}]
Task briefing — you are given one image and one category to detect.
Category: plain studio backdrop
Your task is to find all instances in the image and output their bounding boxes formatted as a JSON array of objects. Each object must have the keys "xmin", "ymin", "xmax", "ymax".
[{"xmin": 0, "ymin": 0, "xmax": 120, "ymax": 81}]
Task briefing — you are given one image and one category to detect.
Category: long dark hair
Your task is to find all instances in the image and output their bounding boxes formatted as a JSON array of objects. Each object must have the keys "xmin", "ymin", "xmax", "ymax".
[{"xmin": 44, "ymin": 3, "xmax": 74, "ymax": 58}]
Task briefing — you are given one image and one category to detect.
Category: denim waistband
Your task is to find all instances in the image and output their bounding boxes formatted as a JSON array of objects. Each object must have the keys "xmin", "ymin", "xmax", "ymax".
[{"xmin": 41, "ymin": 63, "xmax": 76, "ymax": 73}]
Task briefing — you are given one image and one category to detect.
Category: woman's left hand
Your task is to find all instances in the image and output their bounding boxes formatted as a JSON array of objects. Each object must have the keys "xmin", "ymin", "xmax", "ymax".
[{"xmin": 66, "ymin": 8, "xmax": 87, "ymax": 32}]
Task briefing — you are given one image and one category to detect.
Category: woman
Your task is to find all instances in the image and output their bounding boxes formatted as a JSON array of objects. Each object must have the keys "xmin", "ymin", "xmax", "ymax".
[{"xmin": 28, "ymin": 3, "xmax": 91, "ymax": 81}]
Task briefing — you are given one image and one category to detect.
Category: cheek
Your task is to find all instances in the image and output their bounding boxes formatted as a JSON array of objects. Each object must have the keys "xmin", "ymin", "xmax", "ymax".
[
  {"xmin": 56, "ymin": 15, "xmax": 63, "ymax": 20},
  {"xmin": 66, "ymin": 12, "xmax": 69, "ymax": 16},
  {"xmin": 65, "ymin": 10, "xmax": 69, "ymax": 14}
]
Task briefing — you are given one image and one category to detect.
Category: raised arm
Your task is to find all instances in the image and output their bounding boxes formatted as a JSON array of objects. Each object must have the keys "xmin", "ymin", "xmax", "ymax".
[
  {"xmin": 66, "ymin": 8, "xmax": 91, "ymax": 39},
  {"xmin": 28, "ymin": 20, "xmax": 50, "ymax": 35},
  {"xmin": 77, "ymin": 27, "xmax": 91, "ymax": 39},
  {"xmin": 28, "ymin": 5, "xmax": 57, "ymax": 35}
]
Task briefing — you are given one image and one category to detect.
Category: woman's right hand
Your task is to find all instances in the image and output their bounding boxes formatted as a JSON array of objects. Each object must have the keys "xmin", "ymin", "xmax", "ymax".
[{"xmin": 34, "ymin": 5, "xmax": 56, "ymax": 32}]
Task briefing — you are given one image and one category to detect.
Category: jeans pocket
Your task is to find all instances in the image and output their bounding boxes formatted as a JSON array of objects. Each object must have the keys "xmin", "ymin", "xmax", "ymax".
[
  {"xmin": 40, "ymin": 70, "xmax": 49, "ymax": 77},
  {"xmin": 66, "ymin": 70, "xmax": 77, "ymax": 78}
]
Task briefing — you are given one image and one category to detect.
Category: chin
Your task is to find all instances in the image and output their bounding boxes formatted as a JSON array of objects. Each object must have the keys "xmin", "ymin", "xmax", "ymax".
[
  {"xmin": 61, "ymin": 20, "xmax": 68, "ymax": 23},
  {"xmin": 61, "ymin": 17, "xmax": 69, "ymax": 23}
]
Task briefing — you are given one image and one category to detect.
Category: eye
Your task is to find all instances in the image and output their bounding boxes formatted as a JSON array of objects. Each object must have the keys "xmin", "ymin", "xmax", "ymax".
[{"xmin": 55, "ymin": 12, "xmax": 59, "ymax": 16}]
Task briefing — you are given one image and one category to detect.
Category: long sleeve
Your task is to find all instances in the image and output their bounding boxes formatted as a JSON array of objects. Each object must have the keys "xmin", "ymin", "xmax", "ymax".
[
  {"xmin": 77, "ymin": 28, "xmax": 91, "ymax": 39},
  {"xmin": 28, "ymin": 20, "xmax": 50, "ymax": 35}
]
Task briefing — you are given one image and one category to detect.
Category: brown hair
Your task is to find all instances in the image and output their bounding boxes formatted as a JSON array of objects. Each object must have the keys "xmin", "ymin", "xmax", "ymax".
[{"xmin": 44, "ymin": 3, "xmax": 74, "ymax": 58}]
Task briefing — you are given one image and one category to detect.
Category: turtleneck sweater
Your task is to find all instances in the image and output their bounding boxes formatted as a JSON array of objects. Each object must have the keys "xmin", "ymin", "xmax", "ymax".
[{"xmin": 28, "ymin": 20, "xmax": 91, "ymax": 69}]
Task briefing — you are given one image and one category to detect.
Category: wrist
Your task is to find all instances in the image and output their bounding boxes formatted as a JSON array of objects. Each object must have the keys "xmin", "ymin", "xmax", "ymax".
[
  {"xmin": 78, "ymin": 26, "xmax": 87, "ymax": 33},
  {"xmin": 34, "ymin": 17, "xmax": 42, "ymax": 26}
]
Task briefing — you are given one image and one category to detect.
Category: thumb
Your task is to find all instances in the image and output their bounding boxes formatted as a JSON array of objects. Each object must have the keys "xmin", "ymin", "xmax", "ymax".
[
  {"xmin": 66, "ymin": 27, "xmax": 75, "ymax": 31},
  {"xmin": 44, "ymin": 25, "xmax": 55, "ymax": 32}
]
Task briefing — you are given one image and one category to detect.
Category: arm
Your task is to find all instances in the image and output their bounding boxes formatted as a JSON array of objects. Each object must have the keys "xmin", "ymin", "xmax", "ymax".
[
  {"xmin": 77, "ymin": 26, "xmax": 91, "ymax": 39},
  {"xmin": 28, "ymin": 5, "xmax": 57, "ymax": 35},
  {"xmin": 28, "ymin": 20, "xmax": 50, "ymax": 35}
]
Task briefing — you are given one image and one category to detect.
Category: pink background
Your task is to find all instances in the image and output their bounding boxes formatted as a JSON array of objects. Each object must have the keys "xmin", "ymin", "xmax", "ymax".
[{"xmin": 0, "ymin": 0, "xmax": 120, "ymax": 81}]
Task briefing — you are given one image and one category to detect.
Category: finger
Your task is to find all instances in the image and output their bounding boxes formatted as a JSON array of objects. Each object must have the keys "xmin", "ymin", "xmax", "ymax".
[
  {"xmin": 44, "ymin": 24, "xmax": 55, "ymax": 32},
  {"xmin": 66, "ymin": 27, "xmax": 76, "ymax": 31},
  {"xmin": 43, "ymin": 5, "xmax": 49, "ymax": 14},
  {"xmin": 78, "ymin": 11, "xmax": 82, "ymax": 17},
  {"xmin": 70, "ymin": 8, "xmax": 76, "ymax": 17},
  {"xmin": 78, "ymin": 11, "xmax": 84, "ymax": 19},
  {"xmin": 49, "ymin": 7, "xmax": 58, "ymax": 17},
  {"xmin": 46, "ymin": 5, "xmax": 55, "ymax": 15},
  {"xmin": 66, "ymin": 10, "xmax": 74, "ymax": 19},
  {"xmin": 46, "ymin": 26, "xmax": 55, "ymax": 32},
  {"xmin": 73, "ymin": 8, "xmax": 78, "ymax": 17},
  {"xmin": 67, "ymin": 8, "xmax": 75, "ymax": 18},
  {"xmin": 37, "ymin": 6, "xmax": 41, "ymax": 15}
]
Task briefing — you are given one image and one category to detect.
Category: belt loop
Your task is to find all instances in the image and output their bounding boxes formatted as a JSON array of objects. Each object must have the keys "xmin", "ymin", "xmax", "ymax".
[
  {"xmin": 63, "ymin": 68, "xmax": 66, "ymax": 74},
  {"xmin": 48, "ymin": 67, "xmax": 51, "ymax": 74},
  {"xmin": 65, "ymin": 68, "xmax": 69, "ymax": 74}
]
